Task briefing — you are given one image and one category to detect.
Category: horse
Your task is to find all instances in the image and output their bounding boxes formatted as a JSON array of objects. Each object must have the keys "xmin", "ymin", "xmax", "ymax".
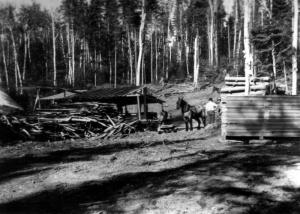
[{"xmin": 176, "ymin": 97, "xmax": 206, "ymax": 131}]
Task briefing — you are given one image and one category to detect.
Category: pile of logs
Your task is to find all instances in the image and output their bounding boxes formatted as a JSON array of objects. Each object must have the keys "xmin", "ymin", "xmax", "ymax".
[
  {"xmin": 221, "ymin": 76, "xmax": 271, "ymax": 98},
  {"xmin": 0, "ymin": 104, "xmax": 140, "ymax": 142}
]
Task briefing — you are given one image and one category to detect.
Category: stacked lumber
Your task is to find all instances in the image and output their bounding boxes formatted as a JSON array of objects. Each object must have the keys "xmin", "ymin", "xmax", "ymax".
[
  {"xmin": 0, "ymin": 104, "xmax": 140, "ymax": 142},
  {"xmin": 221, "ymin": 76, "xmax": 270, "ymax": 98}
]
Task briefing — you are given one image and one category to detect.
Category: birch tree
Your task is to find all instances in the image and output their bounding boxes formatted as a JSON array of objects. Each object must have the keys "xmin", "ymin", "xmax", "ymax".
[
  {"xmin": 233, "ymin": 0, "xmax": 239, "ymax": 71},
  {"xmin": 1, "ymin": 26, "xmax": 9, "ymax": 90},
  {"xmin": 52, "ymin": 12, "xmax": 57, "ymax": 87},
  {"xmin": 292, "ymin": 0, "xmax": 298, "ymax": 95},
  {"xmin": 207, "ymin": 0, "xmax": 219, "ymax": 67},
  {"xmin": 136, "ymin": 0, "xmax": 146, "ymax": 86},
  {"xmin": 193, "ymin": 32, "xmax": 200, "ymax": 88},
  {"xmin": 9, "ymin": 26, "xmax": 23, "ymax": 94},
  {"xmin": 244, "ymin": 0, "xmax": 253, "ymax": 95}
]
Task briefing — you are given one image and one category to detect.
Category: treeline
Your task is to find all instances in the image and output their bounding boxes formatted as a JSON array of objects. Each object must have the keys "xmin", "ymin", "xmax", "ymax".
[{"xmin": 0, "ymin": 0, "xmax": 298, "ymax": 94}]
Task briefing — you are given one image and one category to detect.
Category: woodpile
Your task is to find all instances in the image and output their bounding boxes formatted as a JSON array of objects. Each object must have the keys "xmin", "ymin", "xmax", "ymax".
[
  {"xmin": 0, "ymin": 103, "xmax": 140, "ymax": 142},
  {"xmin": 221, "ymin": 76, "xmax": 270, "ymax": 98}
]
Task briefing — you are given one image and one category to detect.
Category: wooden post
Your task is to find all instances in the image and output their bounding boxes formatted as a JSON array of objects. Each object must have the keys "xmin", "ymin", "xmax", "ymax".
[
  {"xmin": 137, "ymin": 94, "xmax": 141, "ymax": 120},
  {"xmin": 143, "ymin": 87, "xmax": 148, "ymax": 120},
  {"xmin": 33, "ymin": 88, "xmax": 40, "ymax": 111}
]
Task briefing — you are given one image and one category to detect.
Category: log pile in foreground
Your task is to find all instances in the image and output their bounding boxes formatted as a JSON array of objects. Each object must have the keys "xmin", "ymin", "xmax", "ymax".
[{"xmin": 0, "ymin": 103, "xmax": 141, "ymax": 142}]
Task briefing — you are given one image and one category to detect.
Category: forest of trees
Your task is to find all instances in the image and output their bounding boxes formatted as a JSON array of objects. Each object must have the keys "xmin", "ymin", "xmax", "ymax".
[{"xmin": 0, "ymin": 0, "xmax": 298, "ymax": 95}]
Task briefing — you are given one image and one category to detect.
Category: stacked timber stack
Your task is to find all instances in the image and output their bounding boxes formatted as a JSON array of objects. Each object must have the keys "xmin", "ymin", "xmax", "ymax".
[
  {"xmin": 221, "ymin": 76, "xmax": 270, "ymax": 99},
  {"xmin": 221, "ymin": 96, "xmax": 300, "ymax": 139}
]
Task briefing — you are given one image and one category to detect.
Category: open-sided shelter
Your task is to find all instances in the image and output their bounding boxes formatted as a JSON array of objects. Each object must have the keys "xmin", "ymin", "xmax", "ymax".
[{"xmin": 71, "ymin": 86, "xmax": 164, "ymax": 120}]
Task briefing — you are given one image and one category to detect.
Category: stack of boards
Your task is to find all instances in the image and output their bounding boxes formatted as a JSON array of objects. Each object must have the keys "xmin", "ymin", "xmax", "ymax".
[{"xmin": 221, "ymin": 76, "xmax": 270, "ymax": 99}]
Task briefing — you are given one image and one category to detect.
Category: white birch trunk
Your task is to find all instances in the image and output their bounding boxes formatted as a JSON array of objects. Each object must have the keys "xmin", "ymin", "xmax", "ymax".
[
  {"xmin": 150, "ymin": 32, "xmax": 153, "ymax": 83},
  {"xmin": 271, "ymin": 40, "xmax": 276, "ymax": 80},
  {"xmin": 155, "ymin": 30, "xmax": 158, "ymax": 82},
  {"xmin": 283, "ymin": 61, "xmax": 289, "ymax": 94},
  {"xmin": 71, "ymin": 25, "xmax": 75, "ymax": 87},
  {"xmin": 136, "ymin": 0, "xmax": 146, "ymax": 86},
  {"xmin": 114, "ymin": 44, "xmax": 117, "ymax": 88},
  {"xmin": 109, "ymin": 52, "xmax": 112, "ymax": 86},
  {"xmin": 83, "ymin": 39, "xmax": 86, "ymax": 85},
  {"xmin": 233, "ymin": 0, "xmax": 240, "ymax": 71},
  {"xmin": 193, "ymin": 34, "xmax": 200, "ymax": 88},
  {"xmin": 134, "ymin": 30, "xmax": 137, "ymax": 82},
  {"xmin": 244, "ymin": 0, "xmax": 252, "ymax": 95},
  {"xmin": 66, "ymin": 23, "xmax": 72, "ymax": 86},
  {"xmin": 208, "ymin": 0, "xmax": 214, "ymax": 67},
  {"xmin": 214, "ymin": 23, "xmax": 218, "ymax": 67},
  {"xmin": 185, "ymin": 29, "xmax": 189, "ymax": 76},
  {"xmin": 127, "ymin": 26, "xmax": 133, "ymax": 85},
  {"xmin": 233, "ymin": 0, "xmax": 238, "ymax": 60},
  {"xmin": 292, "ymin": 0, "xmax": 298, "ymax": 95},
  {"xmin": 167, "ymin": 18, "xmax": 170, "ymax": 80},
  {"xmin": 236, "ymin": 28, "xmax": 242, "ymax": 76},
  {"xmin": 52, "ymin": 14, "xmax": 57, "ymax": 87},
  {"xmin": 27, "ymin": 33, "xmax": 31, "ymax": 63},
  {"xmin": 1, "ymin": 28, "xmax": 9, "ymax": 91},
  {"xmin": 22, "ymin": 33, "xmax": 27, "ymax": 81},
  {"xmin": 162, "ymin": 35, "xmax": 165, "ymax": 77},
  {"xmin": 9, "ymin": 27, "xmax": 22, "ymax": 94},
  {"xmin": 228, "ymin": 21, "xmax": 231, "ymax": 62}
]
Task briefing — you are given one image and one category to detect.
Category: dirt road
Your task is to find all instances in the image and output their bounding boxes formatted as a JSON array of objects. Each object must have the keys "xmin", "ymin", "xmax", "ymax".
[{"xmin": 1, "ymin": 126, "xmax": 300, "ymax": 214}]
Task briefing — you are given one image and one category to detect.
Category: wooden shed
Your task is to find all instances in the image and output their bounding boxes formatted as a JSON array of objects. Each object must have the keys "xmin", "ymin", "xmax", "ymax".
[
  {"xmin": 221, "ymin": 96, "xmax": 300, "ymax": 139},
  {"xmin": 71, "ymin": 86, "xmax": 164, "ymax": 120}
]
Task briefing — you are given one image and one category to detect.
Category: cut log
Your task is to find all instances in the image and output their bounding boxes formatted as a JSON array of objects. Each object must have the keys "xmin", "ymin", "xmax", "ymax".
[
  {"xmin": 106, "ymin": 114, "xmax": 116, "ymax": 127},
  {"xmin": 221, "ymin": 91, "xmax": 266, "ymax": 100},
  {"xmin": 221, "ymin": 84, "xmax": 268, "ymax": 93},
  {"xmin": 225, "ymin": 76, "xmax": 270, "ymax": 82},
  {"xmin": 225, "ymin": 82, "xmax": 268, "ymax": 86}
]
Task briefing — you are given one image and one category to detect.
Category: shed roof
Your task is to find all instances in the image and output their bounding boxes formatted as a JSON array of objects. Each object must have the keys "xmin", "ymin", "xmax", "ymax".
[
  {"xmin": 72, "ymin": 86, "xmax": 164, "ymax": 105},
  {"xmin": 39, "ymin": 91, "xmax": 76, "ymax": 101},
  {"xmin": 0, "ymin": 90, "xmax": 23, "ymax": 114}
]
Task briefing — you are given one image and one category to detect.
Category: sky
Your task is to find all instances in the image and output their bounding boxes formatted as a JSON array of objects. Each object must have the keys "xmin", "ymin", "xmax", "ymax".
[{"xmin": 0, "ymin": 0, "xmax": 234, "ymax": 14}]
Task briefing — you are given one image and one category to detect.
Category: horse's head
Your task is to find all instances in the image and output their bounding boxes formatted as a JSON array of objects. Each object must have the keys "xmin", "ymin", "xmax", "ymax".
[
  {"xmin": 176, "ymin": 97, "xmax": 184, "ymax": 110},
  {"xmin": 176, "ymin": 96, "xmax": 187, "ymax": 109}
]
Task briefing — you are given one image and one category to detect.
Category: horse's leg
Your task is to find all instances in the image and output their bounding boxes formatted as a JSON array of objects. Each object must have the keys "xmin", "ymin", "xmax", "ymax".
[
  {"xmin": 199, "ymin": 117, "xmax": 204, "ymax": 128},
  {"xmin": 199, "ymin": 112, "xmax": 205, "ymax": 128},
  {"xmin": 189, "ymin": 117, "xmax": 193, "ymax": 131},
  {"xmin": 201, "ymin": 110, "xmax": 206, "ymax": 127},
  {"xmin": 184, "ymin": 117, "xmax": 189, "ymax": 131},
  {"xmin": 196, "ymin": 117, "xmax": 201, "ymax": 130}
]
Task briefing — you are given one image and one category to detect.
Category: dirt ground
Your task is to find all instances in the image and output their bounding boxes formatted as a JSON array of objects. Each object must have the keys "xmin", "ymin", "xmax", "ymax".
[
  {"xmin": 1, "ymin": 87, "xmax": 300, "ymax": 213},
  {"xmin": 2, "ymin": 127, "xmax": 300, "ymax": 214}
]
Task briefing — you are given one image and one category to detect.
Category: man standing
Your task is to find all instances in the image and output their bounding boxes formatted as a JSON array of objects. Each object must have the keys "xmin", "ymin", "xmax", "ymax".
[{"xmin": 205, "ymin": 98, "xmax": 217, "ymax": 125}]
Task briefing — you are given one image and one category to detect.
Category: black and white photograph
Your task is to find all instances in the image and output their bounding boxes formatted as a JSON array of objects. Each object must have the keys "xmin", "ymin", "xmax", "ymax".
[{"xmin": 1, "ymin": 0, "xmax": 300, "ymax": 213}]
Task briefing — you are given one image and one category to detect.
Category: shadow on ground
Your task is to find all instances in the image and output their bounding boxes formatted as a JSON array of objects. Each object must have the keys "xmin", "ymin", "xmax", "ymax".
[
  {"xmin": 0, "ymin": 135, "xmax": 208, "ymax": 184},
  {"xmin": 1, "ymin": 141, "xmax": 300, "ymax": 213}
]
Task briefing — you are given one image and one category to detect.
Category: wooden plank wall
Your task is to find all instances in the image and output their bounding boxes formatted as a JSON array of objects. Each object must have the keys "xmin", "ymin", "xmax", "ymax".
[{"xmin": 221, "ymin": 96, "xmax": 300, "ymax": 138}]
